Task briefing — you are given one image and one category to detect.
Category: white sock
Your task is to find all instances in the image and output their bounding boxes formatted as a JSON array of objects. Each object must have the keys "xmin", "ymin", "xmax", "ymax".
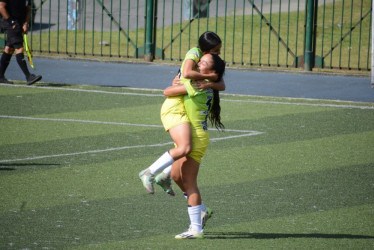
[
  {"xmin": 184, "ymin": 195, "xmax": 206, "ymax": 212},
  {"xmin": 188, "ymin": 205, "xmax": 202, "ymax": 233},
  {"xmin": 148, "ymin": 152, "xmax": 174, "ymax": 175},
  {"xmin": 162, "ymin": 165, "xmax": 172, "ymax": 175},
  {"xmin": 201, "ymin": 202, "xmax": 207, "ymax": 212}
]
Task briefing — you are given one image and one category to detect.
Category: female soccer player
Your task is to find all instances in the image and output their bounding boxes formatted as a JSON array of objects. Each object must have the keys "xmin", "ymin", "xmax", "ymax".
[
  {"xmin": 164, "ymin": 53, "xmax": 226, "ymax": 239},
  {"xmin": 139, "ymin": 31, "xmax": 225, "ymax": 196}
]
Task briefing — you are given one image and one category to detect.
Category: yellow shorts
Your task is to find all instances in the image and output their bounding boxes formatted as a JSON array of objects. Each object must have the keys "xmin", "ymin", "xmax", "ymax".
[
  {"xmin": 161, "ymin": 96, "xmax": 189, "ymax": 131},
  {"xmin": 188, "ymin": 129, "xmax": 210, "ymax": 163}
]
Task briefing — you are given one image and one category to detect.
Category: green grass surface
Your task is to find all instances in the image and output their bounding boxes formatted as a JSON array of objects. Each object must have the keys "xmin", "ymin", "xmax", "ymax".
[{"xmin": 1, "ymin": 83, "xmax": 374, "ymax": 249}]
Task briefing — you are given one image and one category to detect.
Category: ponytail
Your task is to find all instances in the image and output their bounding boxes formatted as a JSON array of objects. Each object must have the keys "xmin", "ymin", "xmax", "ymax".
[{"xmin": 208, "ymin": 54, "xmax": 226, "ymax": 130}]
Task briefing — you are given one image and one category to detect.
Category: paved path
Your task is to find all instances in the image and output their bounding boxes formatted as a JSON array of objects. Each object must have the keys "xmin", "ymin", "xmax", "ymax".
[{"xmin": 5, "ymin": 56, "xmax": 374, "ymax": 103}]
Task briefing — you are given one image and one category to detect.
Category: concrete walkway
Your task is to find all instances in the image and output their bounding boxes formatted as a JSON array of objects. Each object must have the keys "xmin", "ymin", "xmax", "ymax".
[{"xmin": 5, "ymin": 56, "xmax": 374, "ymax": 103}]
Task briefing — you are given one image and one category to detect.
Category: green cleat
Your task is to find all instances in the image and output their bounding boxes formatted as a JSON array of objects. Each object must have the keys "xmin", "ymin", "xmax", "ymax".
[
  {"xmin": 175, "ymin": 226, "xmax": 204, "ymax": 239},
  {"xmin": 155, "ymin": 172, "xmax": 175, "ymax": 196},
  {"xmin": 139, "ymin": 169, "xmax": 154, "ymax": 194},
  {"xmin": 201, "ymin": 207, "xmax": 213, "ymax": 229}
]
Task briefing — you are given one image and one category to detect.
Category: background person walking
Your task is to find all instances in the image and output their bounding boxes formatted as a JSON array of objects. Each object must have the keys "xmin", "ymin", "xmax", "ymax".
[{"xmin": 0, "ymin": 0, "xmax": 41, "ymax": 85}]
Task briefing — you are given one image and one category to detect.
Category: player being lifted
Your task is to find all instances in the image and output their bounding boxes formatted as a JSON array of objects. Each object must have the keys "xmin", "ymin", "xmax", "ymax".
[{"xmin": 139, "ymin": 31, "xmax": 224, "ymax": 196}]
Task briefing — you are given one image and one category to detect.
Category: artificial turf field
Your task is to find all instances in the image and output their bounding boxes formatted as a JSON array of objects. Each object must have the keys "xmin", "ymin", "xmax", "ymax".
[{"xmin": 1, "ymin": 82, "xmax": 374, "ymax": 249}]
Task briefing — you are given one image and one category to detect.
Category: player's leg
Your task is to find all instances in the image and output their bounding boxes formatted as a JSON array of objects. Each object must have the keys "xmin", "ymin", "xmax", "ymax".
[
  {"xmin": 154, "ymin": 165, "xmax": 175, "ymax": 196},
  {"xmin": 153, "ymin": 123, "xmax": 192, "ymax": 195},
  {"xmin": 14, "ymin": 47, "xmax": 41, "ymax": 85},
  {"xmin": 170, "ymin": 157, "xmax": 186, "ymax": 193},
  {"xmin": 181, "ymin": 157, "xmax": 201, "ymax": 206},
  {"xmin": 139, "ymin": 123, "xmax": 191, "ymax": 194},
  {"xmin": 168, "ymin": 123, "xmax": 192, "ymax": 159},
  {"xmin": 174, "ymin": 157, "xmax": 204, "ymax": 239},
  {"xmin": 138, "ymin": 150, "xmax": 174, "ymax": 194},
  {"xmin": 0, "ymin": 46, "xmax": 14, "ymax": 84}
]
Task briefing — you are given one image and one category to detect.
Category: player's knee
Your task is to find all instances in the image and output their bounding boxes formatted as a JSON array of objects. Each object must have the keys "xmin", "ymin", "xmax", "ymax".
[
  {"xmin": 4, "ymin": 47, "xmax": 14, "ymax": 54},
  {"xmin": 180, "ymin": 144, "xmax": 192, "ymax": 156},
  {"xmin": 170, "ymin": 172, "xmax": 176, "ymax": 181},
  {"xmin": 173, "ymin": 144, "xmax": 192, "ymax": 158},
  {"xmin": 183, "ymin": 183, "xmax": 199, "ymax": 194},
  {"xmin": 170, "ymin": 172, "xmax": 179, "ymax": 182}
]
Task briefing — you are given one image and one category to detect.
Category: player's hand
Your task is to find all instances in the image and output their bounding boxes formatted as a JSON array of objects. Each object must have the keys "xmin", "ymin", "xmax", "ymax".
[
  {"xmin": 172, "ymin": 75, "xmax": 181, "ymax": 86},
  {"xmin": 23, "ymin": 23, "xmax": 28, "ymax": 34},
  {"xmin": 209, "ymin": 73, "xmax": 219, "ymax": 82},
  {"xmin": 192, "ymin": 80, "xmax": 211, "ymax": 91}
]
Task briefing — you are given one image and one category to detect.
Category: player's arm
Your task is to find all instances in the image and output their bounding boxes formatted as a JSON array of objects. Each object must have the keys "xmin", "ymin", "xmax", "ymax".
[
  {"xmin": 0, "ymin": 2, "xmax": 10, "ymax": 20},
  {"xmin": 164, "ymin": 84, "xmax": 187, "ymax": 97},
  {"xmin": 0, "ymin": 2, "xmax": 20, "ymax": 31},
  {"xmin": 182, "ymin": 59, "xmax": 218, "ymax": 81},
  {"xmin": 193, "ymin": 78, "xmax": 226, "ymax": 91},
  {"xmin": 23, "ymin": 4, "xmax": 31, "ymax": 33}
]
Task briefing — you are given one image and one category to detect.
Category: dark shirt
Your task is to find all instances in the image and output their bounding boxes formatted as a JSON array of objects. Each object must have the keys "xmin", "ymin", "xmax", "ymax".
[{"xmin": 0, "ymin": 0, "xmax": 31, "ymax": 24}]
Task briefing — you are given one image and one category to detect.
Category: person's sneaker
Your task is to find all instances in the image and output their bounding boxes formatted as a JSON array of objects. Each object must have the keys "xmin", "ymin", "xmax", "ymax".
[
  {"xmin": 155, "ymin": 172, "xmax": 175, "ymax": 196},
  {"xmin": 139, "ymin": 169, "xmax": 154, "ymax": 194},
  {"xmin": 26, "ymin": 74, "xmax": 42, "ymax": 85},
  {"xmin": 175, "ymin": 226, "xmax": 204, "ymax": 239},
  {"xmin": 0, "ymin": 77, "xmax": 13, "ymax": 84},
  {"xmin": 201, "ymin": 207, "xmax": 213, "ymax": 229}
]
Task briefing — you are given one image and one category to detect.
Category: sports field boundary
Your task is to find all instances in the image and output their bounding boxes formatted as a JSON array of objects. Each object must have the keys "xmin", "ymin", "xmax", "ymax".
[{"xmin": 1, "ymin": 84, "xmax": 374, "ymax": 110}]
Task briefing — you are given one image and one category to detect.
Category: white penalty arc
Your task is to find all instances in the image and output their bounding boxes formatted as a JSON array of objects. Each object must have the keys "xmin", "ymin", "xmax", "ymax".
[{"xmin": 0, "ymin": 115, "xmax": 263, "ymax": 163}]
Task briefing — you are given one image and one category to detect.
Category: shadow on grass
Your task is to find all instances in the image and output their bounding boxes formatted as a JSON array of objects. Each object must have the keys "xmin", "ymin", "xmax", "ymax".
[
  {"xmin": 37, "ymin": 83, "xmax": 73, "ymax": 87},
  {"xmin": 99, "ymin": 85, "xmax": 129, "ymax": 88},
  {"xmin": 0, "ymin": 163, "xmax": 60, "ymax": 171},
  {"xmin": 0, "ymin": 167, "xmax": 15, "ymax": 171},
  {"xmin": 30, "ymin": 23, "xmax": 55, "ymax": 32},
  {"xmin": 204, "ymin": 232, "xmax": 374, "ymax": 240},
  {"xmin": 11, "ymin": 83, "xmax": 73, "ymax": 87}
]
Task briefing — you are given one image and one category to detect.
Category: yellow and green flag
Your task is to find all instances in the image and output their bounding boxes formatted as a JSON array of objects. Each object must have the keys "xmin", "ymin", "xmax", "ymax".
[{"xmin": 23, "ymin": 34, "xmax": 34, "ymax": 69}]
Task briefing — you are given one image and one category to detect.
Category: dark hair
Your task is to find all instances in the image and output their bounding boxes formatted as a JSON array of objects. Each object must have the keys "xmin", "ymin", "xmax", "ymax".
[
  {"xmin": 198, "ymin": 31, "xmax": 222, "ymax": 52},
  {"xmin": 209, "ymin": 53, "xmax": 225, "ymax": 130}
]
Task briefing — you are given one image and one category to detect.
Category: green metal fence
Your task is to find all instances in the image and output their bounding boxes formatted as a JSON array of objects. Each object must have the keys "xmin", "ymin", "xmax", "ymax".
[{"xmin": 25, "ymin": 0, "xmax": 372, "ymax": 71}]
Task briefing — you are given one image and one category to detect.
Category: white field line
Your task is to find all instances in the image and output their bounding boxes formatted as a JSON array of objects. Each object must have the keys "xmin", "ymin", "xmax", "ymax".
[
  {"xmin": 0, "ymin": 115, "xmax": 263, "ymax": 163},
  {"xmin": 0, "ymin": 142, "xmax": 174, "ymax": 163},
  {"xmin": 2, "ymin": 83, "xmax": 373, "ymax": 109},
  {"xmin": 221, "ymin": 98, "xmax": 374, "ymax": 110},
  {"xmin": 0, "ymin": 83, "xmax": 164, "ymax": 97},
  {"xmin": 0, "ymin": 115, "xmax": 164, "ymax": 128}
]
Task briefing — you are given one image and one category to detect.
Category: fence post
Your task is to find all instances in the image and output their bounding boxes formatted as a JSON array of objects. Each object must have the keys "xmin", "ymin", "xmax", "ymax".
[
  {"xmin": 304, "ymin": 0, "xmax": 315, "ymax": 71},
  {"xmin": 145, "ymin": 0, "xmax": 154, "ymax": 62}
]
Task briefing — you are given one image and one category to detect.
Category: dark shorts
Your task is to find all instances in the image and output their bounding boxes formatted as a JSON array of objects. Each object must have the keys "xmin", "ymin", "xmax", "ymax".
[{"xmin": 5, "ymin": 27, "xmax": 23, "ymax": 49}]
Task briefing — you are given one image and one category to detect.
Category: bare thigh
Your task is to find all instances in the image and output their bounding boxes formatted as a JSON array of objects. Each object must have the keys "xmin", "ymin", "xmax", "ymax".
[{"xmin": 168, "ymin": 123, "xmax": 192, "ymax": 160}]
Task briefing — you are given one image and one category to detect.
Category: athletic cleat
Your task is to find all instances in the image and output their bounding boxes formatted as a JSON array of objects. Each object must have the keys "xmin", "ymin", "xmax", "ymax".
[
  {"xmin": 155, "ymin": 172, "xmax": 175, "ymax": 196},
  {"xmin": 201, "ymin": 207, "xmax": 213, "ymax": 229},
  {"xmin": 138, "ymin": 169, "xmax": 154, "ymax": 194},
  {"xmin": 0, "ymin": 77, "xmax": 13, "ymax": 84},
  {"xmin": 26, "ymin": 74, "xmax": 42, "ymax": 85},
  {"xmin": 175, "ymin": 226, "xmax": 204, "ymax": 239}
]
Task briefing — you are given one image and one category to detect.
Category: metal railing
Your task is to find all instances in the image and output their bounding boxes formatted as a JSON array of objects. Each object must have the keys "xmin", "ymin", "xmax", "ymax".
[{"xmin": 22, "ymin": 0, "xmax": 372, "ymax": 71}]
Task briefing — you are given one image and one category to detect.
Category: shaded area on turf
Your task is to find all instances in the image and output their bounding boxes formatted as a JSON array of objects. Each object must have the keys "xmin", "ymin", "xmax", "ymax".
[
  {"xmin": 204, "ymin": 232, "xmax": 374, "ymax": 240},
  {"xmin": 0, "ymin": 90, "xmax": 161, "ymax": 117},
  {"xmin": 1, "ymin": 163, "xmax": 373, "ymax": 248}
]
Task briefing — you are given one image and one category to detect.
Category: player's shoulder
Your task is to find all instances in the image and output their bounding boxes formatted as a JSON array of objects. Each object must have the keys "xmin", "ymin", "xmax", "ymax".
[{"xmin": 185, "ymin": 47, "xmax": 203, "ymax": 59}]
